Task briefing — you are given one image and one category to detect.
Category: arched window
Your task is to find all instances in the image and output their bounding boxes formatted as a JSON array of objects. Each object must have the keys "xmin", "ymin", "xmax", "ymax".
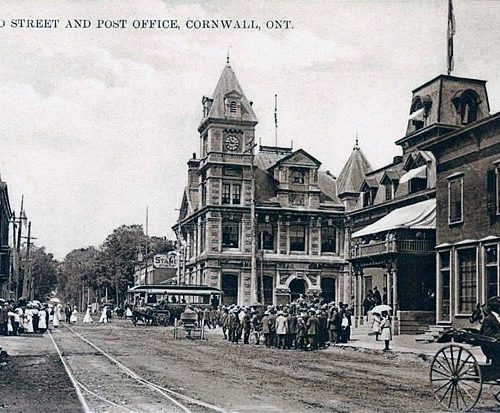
[
  {"xmin": 291, "ymin": 169, "xmax": 305, "ymax": 184},
  {"xmin": 460, "ymin": 91, "xmax": 478, "ymax": 124},
  {"xmin": 229, "ymin": 100, "xmax": 237, "ymax": 113}
]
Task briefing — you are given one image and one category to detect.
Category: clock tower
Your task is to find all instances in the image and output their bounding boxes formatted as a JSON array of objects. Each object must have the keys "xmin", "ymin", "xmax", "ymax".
[{"xmin": 197, "ymin": 59, "xmax": 258, "ymax": 209}]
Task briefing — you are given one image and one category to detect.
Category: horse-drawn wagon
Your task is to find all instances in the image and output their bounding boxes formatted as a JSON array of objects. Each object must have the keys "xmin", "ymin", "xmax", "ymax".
[{"xmin": 430, "ymin": 299, "xmax": 500, "ymax": 411}]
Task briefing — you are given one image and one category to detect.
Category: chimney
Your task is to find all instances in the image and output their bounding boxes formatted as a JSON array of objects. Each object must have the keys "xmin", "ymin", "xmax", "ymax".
[{"xmin": 187, "ymin": 155, "xmax": 200, "ymax": 189}]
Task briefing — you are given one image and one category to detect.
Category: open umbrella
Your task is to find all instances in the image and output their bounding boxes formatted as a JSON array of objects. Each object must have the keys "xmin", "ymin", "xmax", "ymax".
[
  {"xmin": 49, "ymin": 297, "xmax": 61, "ymax": 303},
  {"xmin": 371, "ymin": 304, "xmax": 392, "ymax": 314}
]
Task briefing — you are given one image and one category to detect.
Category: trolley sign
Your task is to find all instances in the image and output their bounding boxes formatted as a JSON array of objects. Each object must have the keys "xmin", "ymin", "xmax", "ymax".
[{"xmin": 153, "ymin": 253, "xmax": 177, "ymax": 269}]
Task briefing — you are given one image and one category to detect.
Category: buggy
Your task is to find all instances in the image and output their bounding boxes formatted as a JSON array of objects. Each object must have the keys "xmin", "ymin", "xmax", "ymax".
[{"xmin": 430, "ymin": 328, "xmax": 500, "ymax": 411}]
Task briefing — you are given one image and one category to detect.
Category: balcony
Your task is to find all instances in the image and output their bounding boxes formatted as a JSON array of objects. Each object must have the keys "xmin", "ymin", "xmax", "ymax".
[{"xmin": 350, "ymin": 239, "xmax": 435, "ymax": 260}]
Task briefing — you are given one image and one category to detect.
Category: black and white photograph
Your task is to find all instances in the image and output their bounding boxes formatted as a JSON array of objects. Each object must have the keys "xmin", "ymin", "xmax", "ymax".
[{"xmin": 0, "ymin": 1, "xmax": 500, "ymax": 412}]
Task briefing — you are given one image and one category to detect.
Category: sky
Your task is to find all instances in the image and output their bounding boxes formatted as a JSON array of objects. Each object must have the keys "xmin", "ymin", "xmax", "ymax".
[{"xmin": 0, "ymin": 0, "xmax": 499, "ymax": 259}]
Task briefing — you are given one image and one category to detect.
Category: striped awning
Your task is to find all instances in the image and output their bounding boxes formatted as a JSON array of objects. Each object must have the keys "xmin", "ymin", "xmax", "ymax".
[
  {"xmin": 399, "ymin": 165, "xmax": 427, "ymax": 184},
  {"xmin": 352, "ymin": 199, "xmax": 436, "ymax": 238}
]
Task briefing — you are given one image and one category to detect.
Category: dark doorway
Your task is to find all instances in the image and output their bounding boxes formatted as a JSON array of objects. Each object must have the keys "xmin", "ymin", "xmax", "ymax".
[
  {"xmin": 289, "ymin": 278, "xmax": 306, "ymax": 301},
  {"xmin": 257, "ymin": 275, "xmax": 274, "ymax": 305},
  {"xmin": 321, "ymin": 277, "xmax": 336, "ymax": 303},
  {"xmin": 221, "ymin": 274, "xmax": 238, "ymax": 305}
]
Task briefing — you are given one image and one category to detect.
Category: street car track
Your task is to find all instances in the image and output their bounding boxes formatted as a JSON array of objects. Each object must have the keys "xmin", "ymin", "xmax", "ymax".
[{"xmin": 60, "ymin": 324, "xmax": 229, "ymax": 413}]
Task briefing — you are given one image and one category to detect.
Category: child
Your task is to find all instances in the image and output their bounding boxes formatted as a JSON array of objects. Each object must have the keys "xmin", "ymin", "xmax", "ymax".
[
  {"xmin": 372, "ymin": 312, "xmax": 381, "ymax": 341},
  {"xmin": 380, "ymin": 311, "xmax": 392, "ymax": 351}
]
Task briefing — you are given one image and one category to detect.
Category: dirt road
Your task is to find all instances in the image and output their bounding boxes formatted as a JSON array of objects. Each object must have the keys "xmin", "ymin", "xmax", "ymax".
[{"xmin": 50, "ymin": 319, "xmax": 500, "ymax": 413}]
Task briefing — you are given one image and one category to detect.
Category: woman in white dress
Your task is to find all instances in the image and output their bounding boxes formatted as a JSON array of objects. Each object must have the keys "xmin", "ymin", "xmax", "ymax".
[
  {"xmin": 70, "ymin": 308, "xmax": 78, "ymax": 324},
  {"xmin": 125, "ymin": 306, "xmax": 133, "ymax": 318},
  {"xmin": 38, "ymin": 306, "xmax": 47, "ymax": 332},
  {"xmin": 53, "ymin": 304, "xmax": 61, "ymax": 328},
  {"xmin": 83, "ymin": 307, "xmax": 93, "ymax": 323},
  {"xmin": 24, "ymin": 305, "xmax": 34, "ymax": 333},
  {"xmin": 99, "ymin": 306, "xmax": 108, "ymax": 323}
]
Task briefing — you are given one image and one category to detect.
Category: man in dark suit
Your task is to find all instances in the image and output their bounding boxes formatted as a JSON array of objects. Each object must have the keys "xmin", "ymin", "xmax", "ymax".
[{"xmin": 480, "ymin": 296, "xmax": 500, "ymax": 366}]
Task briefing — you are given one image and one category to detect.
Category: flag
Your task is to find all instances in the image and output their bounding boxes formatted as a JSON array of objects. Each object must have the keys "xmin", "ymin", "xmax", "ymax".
[{"xmin": 447, "ymin": 0, "xmax": 456, "ymax": 75}]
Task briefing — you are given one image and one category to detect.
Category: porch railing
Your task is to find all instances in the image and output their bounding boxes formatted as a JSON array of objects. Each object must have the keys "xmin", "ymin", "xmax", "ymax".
[{"xmin": 351, "ymin": 239, "xmax": 434, "ymax": 258}]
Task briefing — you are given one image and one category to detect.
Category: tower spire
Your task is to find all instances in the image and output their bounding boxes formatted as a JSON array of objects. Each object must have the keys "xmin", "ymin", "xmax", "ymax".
[
  {"xmin": 355, "ymin": 132, "xmax": 359, "ymax": 149},
  {"xmin": 226, "ymin": 47, "xmax": 231, "ymax": 66}
]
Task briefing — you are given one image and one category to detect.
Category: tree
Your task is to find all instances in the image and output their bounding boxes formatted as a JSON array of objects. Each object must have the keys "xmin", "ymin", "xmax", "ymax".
[
  {"xmin": 30, "ymin": 247, "xmax": 59, "ymax": 301},
  {"xmin": 59, "ymin": 247, "xmax": 99, "ymax": 307}
]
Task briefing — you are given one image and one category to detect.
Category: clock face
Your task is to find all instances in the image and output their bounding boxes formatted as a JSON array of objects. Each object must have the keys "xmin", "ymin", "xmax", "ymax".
[{"xmin": 224, "ymin": 135, "xmax": 240, "ymax": 151}]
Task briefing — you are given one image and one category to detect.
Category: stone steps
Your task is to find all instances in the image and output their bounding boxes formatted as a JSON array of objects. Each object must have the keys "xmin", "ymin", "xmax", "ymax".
[{"xmin": 415, "ymin": 324, "xmax": 452, "ymax": 343}]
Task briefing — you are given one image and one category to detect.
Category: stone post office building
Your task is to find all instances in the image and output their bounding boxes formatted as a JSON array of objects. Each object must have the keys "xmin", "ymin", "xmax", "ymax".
[{"xmin": 173, "ymin": 61, "xmax": 348, "ymax": 306}]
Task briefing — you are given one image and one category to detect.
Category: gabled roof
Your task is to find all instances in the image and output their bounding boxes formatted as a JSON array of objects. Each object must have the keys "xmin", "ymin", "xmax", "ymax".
[
  {"xmin": 337, "ymin": 143, "xmax": 372, "ymax": 195},
  {"xmin": 203, "ymin": 62, "xmax": 257, "ymax": 124},
  {"xmin": 379, "ymin": 169, "xmax": 401, "ymax": 184},
  {"xmin": 360, "ymin": 177, "xmax": 379, "ymax": 191},
  {"xmin": 267, "ymin": 148, "xmax": 321, "ymax": 170}
]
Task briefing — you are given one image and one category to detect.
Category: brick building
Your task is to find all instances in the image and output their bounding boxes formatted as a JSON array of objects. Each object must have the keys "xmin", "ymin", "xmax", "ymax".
[
  {"xmin": 0, "ymin": 178, "xmax": 13, "ymax": 299},
  {"xmin": 422, "ymin": 77, "xmax": 500, "ymax": 328},
  {"xmin": 173, "ymin": 61, "xmax": 348, "ymax": 306},
  {"xmin": 339, "ymin": 74, "xmax": 499, "ymax": 333}
]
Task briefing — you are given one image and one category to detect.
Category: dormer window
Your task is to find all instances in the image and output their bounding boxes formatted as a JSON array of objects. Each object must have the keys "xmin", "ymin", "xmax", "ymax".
[
  {"xmin": 360, "ymin": 178, "xmax": 378, "ymax": 207},
  {"xmin": 291, "ymin": 169, "xmax": 306, "ymax": 184},
  {"xmin": 229, "ymin": 100, "xmax": 237, "ymax": 113}
]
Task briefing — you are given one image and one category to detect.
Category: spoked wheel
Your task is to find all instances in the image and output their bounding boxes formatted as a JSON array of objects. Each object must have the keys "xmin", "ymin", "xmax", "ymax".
[
  {"xmin": 249, "ymin": 332, "xmax": 259, "ymax": 345},
  {"xmin": 157, "ymin": 313, "xmax": 169, "ymax": 327},
  {"xmin": 491, "ymin": 383, "xmax": 500, "ymax": 405},
  {"xmin": 430, "ymin": 344, "xmax": 482, "ymax": 411}
]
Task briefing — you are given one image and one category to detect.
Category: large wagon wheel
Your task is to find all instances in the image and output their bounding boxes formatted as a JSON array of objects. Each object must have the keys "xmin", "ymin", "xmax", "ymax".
[
  {"xmin": 491, "ymin": 384, "xmax": 500, "ymax": 405},
  {"xmin": 430, "ymin": 344, "xmax": 482, "ymax": 411},
  {"xmin": 157, "ymin": 312, "xmax": 170, "ymax": 327}
]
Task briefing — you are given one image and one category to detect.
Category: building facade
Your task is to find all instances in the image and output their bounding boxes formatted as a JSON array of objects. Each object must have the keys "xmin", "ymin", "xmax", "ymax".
[
  {"xmin": 0, "ymin": 178, "xmax": 13, "ymax": 299},
  {"xmin": 173, "ymin": 62, "xmax": 348, "ymax": 306},
  {"xmin": 422, "ymin": 79, "xmax": 500, "ymax": 329}
]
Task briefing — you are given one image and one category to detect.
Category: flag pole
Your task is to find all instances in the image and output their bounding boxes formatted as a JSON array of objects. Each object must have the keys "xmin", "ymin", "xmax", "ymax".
[
  {"xmin": 274, "ymin": 94, "xmax": 278, "ymax": 148},
  {"xmin": 447, "ymin": 0, "xmax": 456, "ymax": 75}
]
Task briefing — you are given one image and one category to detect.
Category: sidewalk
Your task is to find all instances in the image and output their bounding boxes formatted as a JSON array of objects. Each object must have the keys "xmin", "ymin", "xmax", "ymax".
[
  {"xmin": 0, "ymin": 329, "xmax": 83, "ymax": 412},
  {"xmin": 335, "ymin": 327, "xmax": 486, "ymax": 361}
]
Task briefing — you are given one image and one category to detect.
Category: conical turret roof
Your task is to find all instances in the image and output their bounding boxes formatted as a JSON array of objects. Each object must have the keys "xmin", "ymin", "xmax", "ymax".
[
  {"xmin": 337, "ymin": 142, "xmax": 372, "ymax": 195},
  {"xmin": 204, "ymin": 61, "xmax": 257, "ymax": 123}
]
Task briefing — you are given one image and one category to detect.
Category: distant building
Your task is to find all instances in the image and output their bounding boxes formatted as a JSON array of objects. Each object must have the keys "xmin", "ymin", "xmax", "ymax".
[
  {"xmin": 173, "ymin": 61, "xmax": 348, "ymax": 306},
  {"xmin": 422, "ymin": 76, "xmax": 500, "ymax": 329},
  {"xmin": 133, "ymin": 252, "xmax": 178, "ymax": 286},
  {"xmin": 0, "ymin": 178, "xmax": 13, "ymax": 299}
]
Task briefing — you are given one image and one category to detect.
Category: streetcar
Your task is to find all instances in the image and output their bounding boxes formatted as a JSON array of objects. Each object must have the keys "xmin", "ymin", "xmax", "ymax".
[{"xmin": 127, "ymin": 284, "xmax": 222, "ymax": 326}]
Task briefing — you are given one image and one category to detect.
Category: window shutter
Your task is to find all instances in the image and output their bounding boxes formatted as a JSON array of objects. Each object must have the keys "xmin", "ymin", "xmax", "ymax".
[{"xmin": 486, "ymin": 169, "xmax": 497, "ymax": 223}]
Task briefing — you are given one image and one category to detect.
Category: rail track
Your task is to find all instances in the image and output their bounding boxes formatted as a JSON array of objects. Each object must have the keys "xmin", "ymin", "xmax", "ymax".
[{"xmin": 49, "ymin": 325, "xmax": 228, "ymax": 413}]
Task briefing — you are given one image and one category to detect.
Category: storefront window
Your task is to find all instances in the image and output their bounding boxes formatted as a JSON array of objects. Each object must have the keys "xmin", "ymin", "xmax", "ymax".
[
  {"xmin": 457, "ymin": 248, "xmax": 477, "ymax": 314},
  {"xmin": 485, "ymin": 245, "xmax": 499, "ymax": 299},
  {"xmin": 439, "ymin": 251, "xmax": 451, "ymax": 322}
]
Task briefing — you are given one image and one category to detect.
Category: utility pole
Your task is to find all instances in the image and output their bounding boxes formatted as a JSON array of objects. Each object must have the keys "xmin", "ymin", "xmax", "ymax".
[
  {"xmin": 144, "ymin": 206, "xmax": 149, "ymax": 285},
  {"xmin": 246, "ymin": 137, "xmax": 258, "ymax": 305},
  {"xmin": 22, "ymin": 221, "xmax": 32, "ymax": 299}
]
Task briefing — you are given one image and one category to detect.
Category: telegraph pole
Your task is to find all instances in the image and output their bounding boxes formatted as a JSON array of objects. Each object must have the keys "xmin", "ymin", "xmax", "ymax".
[{"xmin": 246, "ymin": 137, "xmax": 258, "ymax": 305}]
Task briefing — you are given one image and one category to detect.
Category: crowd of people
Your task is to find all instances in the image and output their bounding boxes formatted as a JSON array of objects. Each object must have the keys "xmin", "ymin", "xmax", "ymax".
[
  {"xmin": 199, "ymin": 296, "xmax": 354, "ymax": 351},
  {"xmin": 0, "ymin": 298, "xmax": 64, "ymax": 336}
]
